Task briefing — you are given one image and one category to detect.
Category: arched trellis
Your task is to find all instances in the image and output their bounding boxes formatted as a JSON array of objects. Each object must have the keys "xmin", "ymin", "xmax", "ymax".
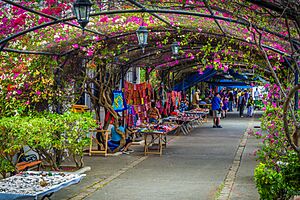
[
  {"xmin": 1, "ymin": 0, "xmax": 297, "ymax": 89},
  {"xmin": 0, "ymin": 4, "xmax": 299, "ymax": 55},
  {"xmin": 1, "ymin": 0, "xmax": 298, "ymax": 92}
]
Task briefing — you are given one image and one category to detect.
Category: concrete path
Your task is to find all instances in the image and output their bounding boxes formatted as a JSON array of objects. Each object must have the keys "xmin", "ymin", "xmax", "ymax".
[
  {"xmin": 53, "ymin": 112, "xmax": 260, "ymax": 200},
  {"xmin": 230, "ymin": 115, "xmax": 261, "ymax": 200}
]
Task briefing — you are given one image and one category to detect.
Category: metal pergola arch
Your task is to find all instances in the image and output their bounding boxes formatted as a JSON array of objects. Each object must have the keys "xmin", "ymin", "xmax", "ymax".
[
  {"xmin": 0, "ymin": 0, "xmax": 298, "ymax": 88},
  {"xmin": 0, "ymin": 3, "xmax": 298, "ymax": 55}
]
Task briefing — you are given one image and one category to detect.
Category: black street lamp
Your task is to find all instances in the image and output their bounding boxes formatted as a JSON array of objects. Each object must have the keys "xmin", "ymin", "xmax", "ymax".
[
  {"xmin": 171, "ymin": 41, "xmax": 180, "ymax": 57},
  {"xmin": 73, "ymin": 0, "xmax": 92, "ymax": 31},
  {"xmin": 136, "ymin": 26, "xmax": 148, "ymax": 53}
]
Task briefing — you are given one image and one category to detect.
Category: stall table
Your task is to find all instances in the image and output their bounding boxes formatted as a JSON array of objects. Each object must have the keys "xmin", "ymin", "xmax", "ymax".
[
  {"xmin": 184, "ymin": 110, "xmax": 209, "ymax": 123},
  {"xmin": 163, "ymin": 116, "xmax": 194, "ymax": 135},
  {"xmin": 141, "ymin": 126, "xmax": 179, "ymax": 156},
  {"xmin": 0, "ymin": 171, "xmax": 85, "ymax": 200}
]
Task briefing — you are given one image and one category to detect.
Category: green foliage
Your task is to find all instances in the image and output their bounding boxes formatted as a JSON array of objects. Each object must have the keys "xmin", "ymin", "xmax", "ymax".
[
  {"xmin": 254, "ymin": 105, "xmax": 300, "ymax": 199},
  {"xmin": 254, "ymin": 153, "xmax": 300, "ymax": 200},
  {"xmin": 255, "ymin": 163, "xmax": 285, "ymax": 200},
  {"xmin": 0, "ymin": 157, "xmax": 14, "ymax": 178},
  {"xmin": 0, "ymin": 112, "xmax": 97, "ymax": 174}
]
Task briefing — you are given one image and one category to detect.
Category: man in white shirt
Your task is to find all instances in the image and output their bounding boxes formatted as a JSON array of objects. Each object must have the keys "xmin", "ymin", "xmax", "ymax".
[{"xmin": 254, "ymin": 88, "xmax": 260, "ymax": 100}]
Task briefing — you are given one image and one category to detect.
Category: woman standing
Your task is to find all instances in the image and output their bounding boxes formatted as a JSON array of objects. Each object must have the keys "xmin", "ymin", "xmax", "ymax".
[
  {"xmin": 222, "ymin": 96, "xmax": 229, "ymax": 118},
  {"xmin": 238, "ymin": 92, "xmax": 246, "ymax": 117},
  {"xmin": 228, "ymin": 91, "xmax": 233, "ymax": 112},
  {"xmin": 247, "ymin": 96, "xmax": 254, "ymax": 117}
]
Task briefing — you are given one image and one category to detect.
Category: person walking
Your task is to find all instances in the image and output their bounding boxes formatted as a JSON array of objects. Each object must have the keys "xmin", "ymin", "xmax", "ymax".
[
  {"xmin": 238, "ymin": 92, "xmax": 246, "ymax": 117},
  {"xmin": 228, "ymin": 91, "xmax": 233, "ymax": 112},
  {"xmin": 236, "ymin": 90, "xmax": 242, "ymax": 111},
  {"xmin": 222, "ymin": 96, "xmax": 229, "ymax": 118},
  {"xmin": 254, "ymin": 88, "xmax": 260, "ymax": 100},
  {"xmin": 211, "ymin": 93, "xmax": 223, "ymax": 128},
  {"xmin": 247, "ymin": 96, "xmax": 254, "ymax": 117}
]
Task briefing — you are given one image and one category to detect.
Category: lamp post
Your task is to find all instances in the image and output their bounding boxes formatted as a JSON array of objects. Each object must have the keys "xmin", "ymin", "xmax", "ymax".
[
  {"xmin": 136, "ymin": 26, "xmax": 148, "ymax": 53},
  {"xmin": 73, "ymin": 0, "xmax": 92, "ymax": 32},
  {"xmin": 171, "ymin": 41, "xmax": 179, "ymax": 58}
]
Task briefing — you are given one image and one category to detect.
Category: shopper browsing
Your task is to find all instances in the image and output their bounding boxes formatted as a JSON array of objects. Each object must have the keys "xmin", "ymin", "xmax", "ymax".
[{"xmin": 211, "ymin": 93, "xmax": 223, "ymax": 128}]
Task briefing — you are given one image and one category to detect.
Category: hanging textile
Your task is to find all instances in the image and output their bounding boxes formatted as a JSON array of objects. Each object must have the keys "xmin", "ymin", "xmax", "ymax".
[
  {"xmin": 124, "ymin": 81, "xmax": 153, "ymax": 125},
  {"xmin": 112, "ymin": 90, "xmax": 127, "ymax": 112}
]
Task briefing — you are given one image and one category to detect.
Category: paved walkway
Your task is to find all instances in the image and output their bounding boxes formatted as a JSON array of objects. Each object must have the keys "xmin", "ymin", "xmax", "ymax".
[{"xmin": 53, "ymin": 112, "xmax": 261, "ymax": 200}]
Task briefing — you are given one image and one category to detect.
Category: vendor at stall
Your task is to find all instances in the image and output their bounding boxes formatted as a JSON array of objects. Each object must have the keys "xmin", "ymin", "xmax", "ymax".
[
  {"xmin": 147, "ymin": 102, "xmax": 161, "ymax": 123},
  {"xmin": 192, "ymin": 90, "xmax": 201, "ymax": 108},
  {"xmin": 108, "ymin": 119, "xmax": 133, "ymax": 154}
]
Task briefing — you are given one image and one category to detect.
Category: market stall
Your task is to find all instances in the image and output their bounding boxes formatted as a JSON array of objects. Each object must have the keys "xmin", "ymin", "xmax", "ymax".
[{"xmin": 137, "ymin": 123, "xmax": 179, "ymax": 156}]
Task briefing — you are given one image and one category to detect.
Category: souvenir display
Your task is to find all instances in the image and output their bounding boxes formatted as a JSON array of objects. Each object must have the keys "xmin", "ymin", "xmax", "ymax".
[
  {"xmin": 0, "ymin": 171, "xmax": 81, "ymax": 195},
  {"xmin": 112, "ymin": 90, "xmax": 127, "ymax": 112},
  {"xmin": 138, "ymin": 123, "xmax": 178, "ymax": 133},
  {"xmin": 124, "ymin": 81, "xmax": 153, "ymax": 125}
]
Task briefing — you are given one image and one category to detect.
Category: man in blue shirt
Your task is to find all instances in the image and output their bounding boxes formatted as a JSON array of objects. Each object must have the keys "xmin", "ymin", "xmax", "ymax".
[{"xmin": 211, "ymin": 93, "xmax": 223, "ymax": 128}]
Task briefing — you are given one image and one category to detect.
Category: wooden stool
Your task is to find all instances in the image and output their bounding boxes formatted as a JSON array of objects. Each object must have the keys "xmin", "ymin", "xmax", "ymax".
[{"xmin": 89, "ymin": 130, "xmax": 110, "ymax": 157}]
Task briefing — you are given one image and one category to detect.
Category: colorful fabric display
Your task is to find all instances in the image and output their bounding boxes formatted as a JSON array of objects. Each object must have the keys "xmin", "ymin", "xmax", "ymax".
[
  {"xmin": 124, "ymin": 81, "xmax": 153, "ymax": 124},
  {"xmin": 112, "ymin": 90, "xmax": 127, "ymax": 112}
]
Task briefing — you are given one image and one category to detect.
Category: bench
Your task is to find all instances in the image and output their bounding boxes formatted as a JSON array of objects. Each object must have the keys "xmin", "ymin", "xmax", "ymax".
[
  {"xmin": 71, "ymin": 104, "xmax": 89, "ymax": 113},
  {"xmin": 16, "ymin": 160, "xmax": 42, "ymax": 171}
]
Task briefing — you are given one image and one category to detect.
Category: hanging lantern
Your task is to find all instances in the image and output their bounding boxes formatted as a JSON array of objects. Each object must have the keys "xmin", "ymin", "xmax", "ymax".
[
  {"xmin": 73, "ymin": 0, "xmax": 92, "ymax": 30},
  {"xmin": 171, "ymin": 41, "xmax": 180, "ymax": 56},
  {"xmin": 136, "ymin": 26, "xmax": 148, "ymax": 53}
]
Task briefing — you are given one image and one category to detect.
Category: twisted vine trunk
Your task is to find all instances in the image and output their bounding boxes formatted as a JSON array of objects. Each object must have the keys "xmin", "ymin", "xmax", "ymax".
[
  {"xmin": 83, "ymin": 61, "xmax": 126, "ymax": 153},
  {"xmin": 283, "ymin": 84, "xmax": 300, "ymax": 158}
]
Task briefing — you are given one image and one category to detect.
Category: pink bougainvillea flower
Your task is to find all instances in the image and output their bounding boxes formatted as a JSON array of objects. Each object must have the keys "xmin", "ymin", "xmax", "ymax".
[
  {"xmin": 16, "ymin": 90, "xmax": 22, "ymax": 95},
  {"xmin": 25, "ymin": 101, "xmax": 30, "ymax": 105},
  {"xmin": 36, "ymin": 91, "xmax": 41, "ymax": 95},
  {"xmin": 217, "ymin": 62, "xmax": 223, "ymax": 69},
  {"xmin": 149, "ymin": 16, "xmax": 154, "ymax": 23},
  {"xmin": 223, "ymin": 65, "xmax": 229, "ymax": 72},
  {"xmin": 87, "ymin": 49, "xmax": 94, "ymax": 57},
  {"xmin": 207, "ymin": 64, "xmax": 213, "ymax": 69},
  {"xmin": 13, "ymin": 72, "xmax": 20, "ymax": 79},
  {"xmin": 72, "ymin": 44, "xmax": 79, "ymax": 49},
  {"xmin": 100, "ymin": 16, "xmax": 109, "ymax": 23},
  {"xmin": 93, "ymin": 36, "xmax": 100, "ymax": 41},
  {"xmin": 222, "ymin": 12, "xmax": 231, "ymax": 18},
  {"xmin": 242, "ymin": 28, "xmax": 248, "ymax": 34},
  {"xmin": 112, "ymin": 16, "xmax": 120, "ymax": 23},
  {"xmin": 198, "ymin": 69, "xmax": 203, "ymax": 75},
  {"xmin": 255, "ymin": 131, "xmax": 262, "ymax": 137}
]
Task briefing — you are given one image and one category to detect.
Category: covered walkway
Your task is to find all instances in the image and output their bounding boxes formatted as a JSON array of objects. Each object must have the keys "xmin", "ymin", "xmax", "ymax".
[{"xmin": 53, "ymin": 112, "xmax": 261, "ymax": 200}]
